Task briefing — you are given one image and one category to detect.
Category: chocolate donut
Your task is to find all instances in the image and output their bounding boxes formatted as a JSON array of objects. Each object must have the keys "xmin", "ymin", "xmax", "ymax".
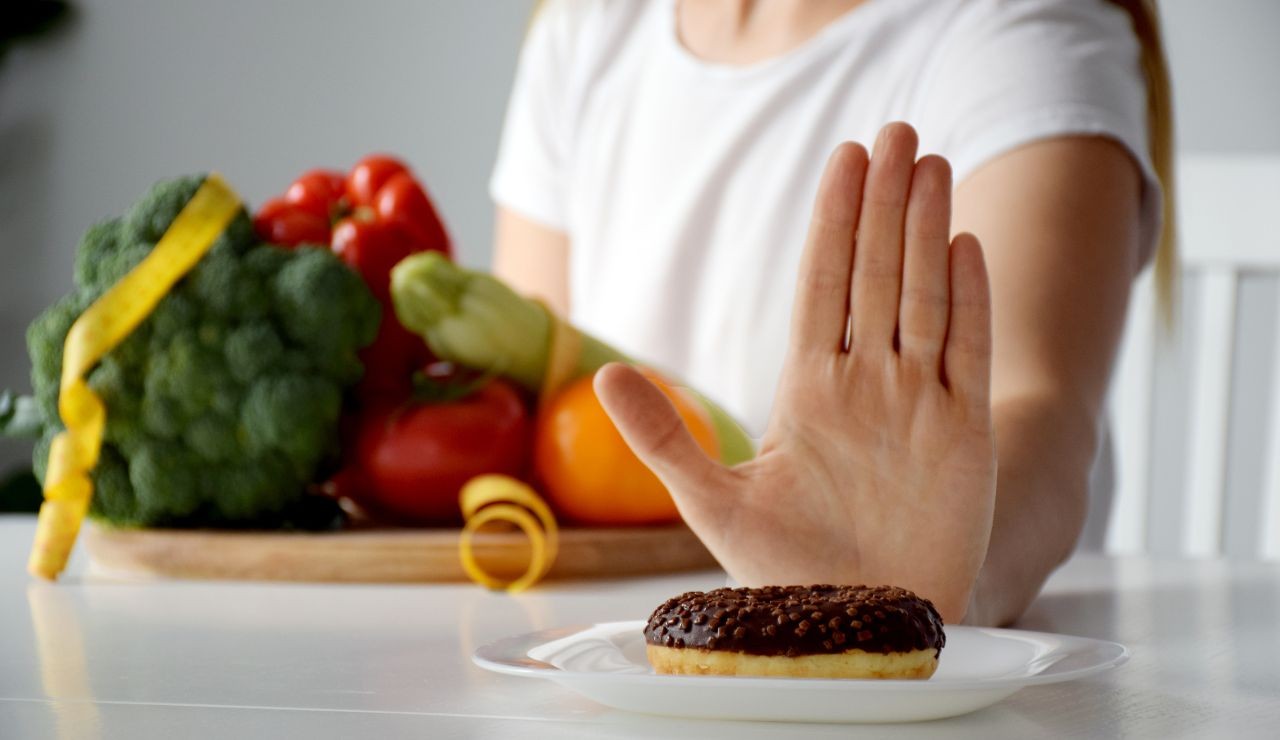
[{"xmin": 644, "ymin": 585, "xmax": 945, "ymax": 679}]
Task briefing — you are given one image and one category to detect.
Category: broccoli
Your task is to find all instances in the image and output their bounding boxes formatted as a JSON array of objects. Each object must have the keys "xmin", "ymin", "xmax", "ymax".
[{"xmin": 23, "ymin": 174, "xmax": 380, "ymax": 528}]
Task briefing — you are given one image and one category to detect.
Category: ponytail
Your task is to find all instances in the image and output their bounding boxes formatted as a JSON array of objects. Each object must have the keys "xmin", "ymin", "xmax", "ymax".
[{"xmin": 1105, "ymin": 0, "xmax": 1178, "ymax": 323}]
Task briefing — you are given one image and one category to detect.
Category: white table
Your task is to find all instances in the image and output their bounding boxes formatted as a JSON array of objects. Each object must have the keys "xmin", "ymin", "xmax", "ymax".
[{"xmin": 1, "ymin": 515, "xmax": 1277, "ymax": 739}]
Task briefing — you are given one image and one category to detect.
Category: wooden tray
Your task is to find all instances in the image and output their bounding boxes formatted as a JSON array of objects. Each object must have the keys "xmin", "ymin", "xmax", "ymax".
[{"xmin": 82, "ymin": 522, "xmax": 719, "ymax": 583}]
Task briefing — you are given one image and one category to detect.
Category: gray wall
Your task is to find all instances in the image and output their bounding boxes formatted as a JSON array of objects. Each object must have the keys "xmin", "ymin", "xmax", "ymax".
[
  {"xmin": 3, "ymin": 0, "xmax": 1279, "ymax": 531},
  {"xmin": 0, "ymin": 0, "xmax": 536, "ymax": 470},
  {"xmin": 1153, "ymin": 0, "xmax": 1280, "ymax": 556},
  {"xmin": 1163, "ymin": 0, "xmax": 1280, "ymax": 153}
]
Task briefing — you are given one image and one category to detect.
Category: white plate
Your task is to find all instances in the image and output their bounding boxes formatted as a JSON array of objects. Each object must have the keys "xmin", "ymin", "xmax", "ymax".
[{"xmin": 474, "ymin": 621, "xmax": 1128, "ymax": 723}]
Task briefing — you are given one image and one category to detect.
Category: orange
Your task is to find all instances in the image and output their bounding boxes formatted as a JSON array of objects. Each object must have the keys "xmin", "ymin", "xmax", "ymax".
[{"xmin": 534, "ymin": 369, "xmax": 720, "ymax": 525}]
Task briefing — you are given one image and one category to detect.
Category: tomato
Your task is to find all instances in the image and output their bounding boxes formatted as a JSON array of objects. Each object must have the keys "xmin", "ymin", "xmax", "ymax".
[
  {"xmin": 534, "ymin": 370, "xmax": 719, "ymax": 525},
  {"xmin": 253, "ymin": 197, "xmax": 330, "ymax": 246},
  {"xmin": 285, "ymin": 169, "xmax": 346, "ymax": 219},
  {"xmin": 346, "ymin": 155, "xmax": 409, "ymax": 207},
  {"xmin": 348, "ymin": 378, "xmax": 531, "ymax": 524}
]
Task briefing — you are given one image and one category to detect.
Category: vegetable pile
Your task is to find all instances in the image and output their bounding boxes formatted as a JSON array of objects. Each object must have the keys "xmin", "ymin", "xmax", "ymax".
[
  {"xmin": 251, "ymin": 157, "xmax": 534, "ymax": 524},
  {"xmin": 23, "ymin": 175, "xmax": 380, "ymax": 527},
  {"xmin": 4, "ymin": 153, "xmax": 756, "ymax": 580}
]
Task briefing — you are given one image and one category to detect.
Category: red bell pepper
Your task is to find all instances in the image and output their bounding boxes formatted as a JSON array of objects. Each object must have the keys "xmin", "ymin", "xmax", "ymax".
[{"xmin": 254, "ymin": 155, "xmax": 453, "ymax": 398}]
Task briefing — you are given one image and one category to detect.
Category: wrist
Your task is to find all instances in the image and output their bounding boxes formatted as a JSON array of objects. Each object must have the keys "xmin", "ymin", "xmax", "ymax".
[{"xmin": 959, "ymin": 568, "xmax": 992, "ymax": 626}]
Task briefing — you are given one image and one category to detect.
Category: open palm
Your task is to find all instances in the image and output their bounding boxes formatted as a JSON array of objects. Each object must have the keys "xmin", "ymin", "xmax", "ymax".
[{"xmin": 595, "ymin": 123, "xmax": 996, "ymax": 622}]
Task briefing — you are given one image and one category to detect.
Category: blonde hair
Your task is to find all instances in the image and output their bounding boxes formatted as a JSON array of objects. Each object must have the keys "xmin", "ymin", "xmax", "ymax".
[{"xmin": 1104, "ymin": 0, "xmax": 1177, "ymax": 322}]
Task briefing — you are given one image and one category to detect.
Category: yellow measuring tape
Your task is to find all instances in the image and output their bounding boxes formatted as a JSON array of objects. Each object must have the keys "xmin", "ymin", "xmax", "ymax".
[
  {"xmin": 458, "ymin": 475, "xmax": 559, "ymax": 592},
  {"xmin": 28, "ymin": 174, "xmax": 242, "ymax": 580}
]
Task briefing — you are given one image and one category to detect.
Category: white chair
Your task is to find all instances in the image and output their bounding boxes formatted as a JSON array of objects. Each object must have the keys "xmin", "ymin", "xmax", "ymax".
[{"xmin": 1105, "ymin": 154, "xmax": 1280, "ymax": 559}]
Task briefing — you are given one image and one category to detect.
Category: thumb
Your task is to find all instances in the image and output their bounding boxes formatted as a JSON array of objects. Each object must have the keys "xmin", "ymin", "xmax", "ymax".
[{"xmin": 593, "ymin": 363, "xmax": 731, "ymax": 511}]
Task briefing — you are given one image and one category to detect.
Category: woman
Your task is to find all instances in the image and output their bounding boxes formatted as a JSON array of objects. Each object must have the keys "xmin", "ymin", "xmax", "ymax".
[{"xmin": 490, "ymin": 0, "xmax": 1173, "ymax": 625}]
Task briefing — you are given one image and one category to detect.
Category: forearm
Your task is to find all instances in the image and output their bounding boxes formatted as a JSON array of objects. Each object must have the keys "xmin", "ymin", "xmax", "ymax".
[
  {"xmin": 492, "ymin": 206, "xmax": 571, "ymax": 316},
  {"xmin": 950, "ymin": 137, "xmax": 1141, "ymax": 626},
  {"xmin": 965, "ymin": 394, "xmax": 1098, "ymax": 626}
]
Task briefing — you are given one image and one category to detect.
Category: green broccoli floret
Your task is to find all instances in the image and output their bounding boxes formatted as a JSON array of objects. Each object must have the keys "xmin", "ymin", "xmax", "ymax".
[
  {"xmin": 23, "ymin": 174, "xmax": 380, "ymax": 528},
  {"xmin": 73, "ymin": 218, "xmax": 125, "ymax": 291},
  {"xmin": 241, "ymin": 375, "xmax": 343, "ymax": 473},
  {"xmin": 272, "ymin": 246, "xmax": 380, "ymax": 384},
  {"xmin": 224, "ymin": 322, "xmax": 284, "ymax": 383},
  {"xmin": 27, "ymin": 292, "xmax": 84, "ymax": 425}
]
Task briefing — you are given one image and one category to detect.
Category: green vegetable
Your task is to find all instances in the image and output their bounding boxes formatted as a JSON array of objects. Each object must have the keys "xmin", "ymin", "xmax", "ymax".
[
  {"xmin": 17, "ymin": 175, "xmax": 380, "ymax": 527},
  {"xmin": 390, "ymin": 252, "xmax": 755, "ymax": 465}
]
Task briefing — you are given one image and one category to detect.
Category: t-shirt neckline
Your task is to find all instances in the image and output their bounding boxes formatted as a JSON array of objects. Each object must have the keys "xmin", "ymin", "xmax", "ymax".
[{"xmin": 662, "ymin": 0, "xmax": 891, "ymax": 80}]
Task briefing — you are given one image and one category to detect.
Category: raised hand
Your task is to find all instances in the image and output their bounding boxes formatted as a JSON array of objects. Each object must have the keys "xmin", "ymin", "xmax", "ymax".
[{"xmin": 594, "ymin": 123, "xmax": 996, "ymax": 622}]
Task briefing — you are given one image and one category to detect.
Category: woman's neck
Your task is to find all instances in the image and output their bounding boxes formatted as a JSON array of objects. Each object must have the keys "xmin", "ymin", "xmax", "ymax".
[{"xmin": 677, "ymin": 0, "xmax": 868, "ymax": 65}]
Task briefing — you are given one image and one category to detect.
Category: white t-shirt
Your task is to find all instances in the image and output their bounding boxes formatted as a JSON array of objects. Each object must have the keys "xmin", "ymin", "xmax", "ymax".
[{"xmin": 491, "ymin": 0, "xmax": 1159, "ymax": 438}]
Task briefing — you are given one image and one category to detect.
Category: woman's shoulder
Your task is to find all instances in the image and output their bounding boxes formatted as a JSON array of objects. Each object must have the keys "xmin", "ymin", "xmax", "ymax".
[
  {"xmin": 915, "ymin": 0, "xmax": 1145, "ymax": 118},
  {"xmin": 906, "ymin": 0, "xmax": 1153, "ymax": 208},
  {"xmin": 926, "ymin": 0, "xmax": 1139, "ymax": 57}
]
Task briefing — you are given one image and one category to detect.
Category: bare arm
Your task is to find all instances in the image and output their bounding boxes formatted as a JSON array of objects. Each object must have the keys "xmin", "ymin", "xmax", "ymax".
[
  {"xmin": 592, "ymin": 126, "xmax": 1143, "ymax": 624},
  {"xmin": 492, "ymin": 206, "xmax": 572, "ymax": 317},
  {"xmin": 953, "ymin": 137, "xmax": 1142, "ymax": 625},
  {"xmin": 497, "ymin": 128, "xmax": 1141, "ymax": 626}
]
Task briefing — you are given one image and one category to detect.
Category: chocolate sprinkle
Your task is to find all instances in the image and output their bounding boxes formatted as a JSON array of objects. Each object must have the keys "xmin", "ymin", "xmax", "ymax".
[{"xmin": 644, "ymin": 585, "xmax": 945, "ymax": 658}]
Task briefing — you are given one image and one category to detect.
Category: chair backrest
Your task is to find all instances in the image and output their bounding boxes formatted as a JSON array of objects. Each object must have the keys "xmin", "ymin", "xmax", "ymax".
[{"xmin": 1106, "ymin": 154, "xmax": 1280, "ymax": 559}]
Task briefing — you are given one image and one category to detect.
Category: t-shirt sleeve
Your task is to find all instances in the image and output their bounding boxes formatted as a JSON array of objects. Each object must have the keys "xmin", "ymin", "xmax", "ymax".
[
  {"xmin": 914, "ymin": 0, "xmax": 1162, "ymax": 264},
  {"xmin": 488, "ymin": 0, "xmax": 582, "ymax": 232}
]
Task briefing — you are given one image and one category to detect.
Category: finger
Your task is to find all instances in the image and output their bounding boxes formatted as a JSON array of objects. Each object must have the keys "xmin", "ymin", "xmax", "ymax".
[
  {"xmin": 788, "ymin": 142, "xmax": 869, "ymax": 355},
  {"xmin": 593, "ymin": 363, "xmax": 730, "ymax": 507},
  {"xmin": 898, "ymin": 155, "xmax": 953, "ymax": 370},
  {"xmin": 943, "ymin": 233, "xmax": 992, "ymax": 406},
  {"xmin": 850, "ymin": 122, "xmax": 918, "ymax": 353}
]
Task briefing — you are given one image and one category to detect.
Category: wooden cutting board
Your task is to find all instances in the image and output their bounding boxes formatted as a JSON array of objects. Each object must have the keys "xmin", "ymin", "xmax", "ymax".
[{"xmin": 82, "ymin": 522, "xmax": 719, "ymax": 583}]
